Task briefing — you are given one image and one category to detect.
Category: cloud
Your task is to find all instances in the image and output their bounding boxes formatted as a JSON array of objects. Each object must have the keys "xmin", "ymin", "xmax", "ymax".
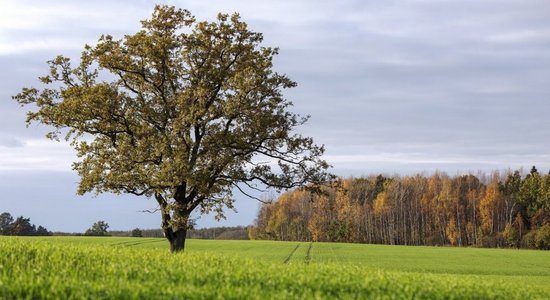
[
  {"xmin": 1, "ymin": 0, "xmax": 550, "ymax": 230},
  {"xmin": 2, "ymin": 0, "xmax": 550, "ymax": 176},
  {"xmin": 0, "ymin": 136, "xmax": 23, "ymax": 148},
  {"xmin": 0, "ymin": 139, "xmax": 74, "ymax": 172},
  {"xmin": 0, "ymin": 0, "xmax": 150, "ymax": 55}
]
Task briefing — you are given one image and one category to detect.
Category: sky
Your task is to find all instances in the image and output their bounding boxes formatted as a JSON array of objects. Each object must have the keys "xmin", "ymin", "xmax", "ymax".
[{"xmin": 1, "ymin": 0, "xmax": 550, "ymax": 232}]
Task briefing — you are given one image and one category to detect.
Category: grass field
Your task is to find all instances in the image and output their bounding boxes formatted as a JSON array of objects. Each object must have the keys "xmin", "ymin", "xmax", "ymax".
[{"xmin": 1, "ymin": 237, "xmax": 549, "ymax": 299}]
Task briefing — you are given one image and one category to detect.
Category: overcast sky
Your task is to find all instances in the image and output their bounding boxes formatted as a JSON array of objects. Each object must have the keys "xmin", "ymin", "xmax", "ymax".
[{"xmin": 1, "ymin": 0, "xmax": 550, "ymax": 232}]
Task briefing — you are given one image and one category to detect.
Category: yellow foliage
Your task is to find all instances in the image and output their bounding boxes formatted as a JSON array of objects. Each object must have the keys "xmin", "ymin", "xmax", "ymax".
[
  {"xmin": 373, "ymin": 192, "xmax": 389, "ymax": 215},
  {"xmin": 446, "ymin": 218, "xmax": 458, "ymax": 246},
  {"xmin": 480, "ymin": 180, "xmax": 503, "ymax": 235}
]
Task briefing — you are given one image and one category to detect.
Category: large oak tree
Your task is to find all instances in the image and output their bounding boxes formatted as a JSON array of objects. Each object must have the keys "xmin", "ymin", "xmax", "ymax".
[{"xmin": 14, "ymin": 5, "xmax": 331, "ymax": 252}]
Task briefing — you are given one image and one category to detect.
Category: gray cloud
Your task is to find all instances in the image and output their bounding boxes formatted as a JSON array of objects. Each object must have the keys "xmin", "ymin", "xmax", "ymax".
[
  {"xmin": 0, "ymin": 136, "xmax": 23, "ymax": 148},
  {"xmin": 1, "ymin": 0, "xmax": 550, "ymax": 230}
]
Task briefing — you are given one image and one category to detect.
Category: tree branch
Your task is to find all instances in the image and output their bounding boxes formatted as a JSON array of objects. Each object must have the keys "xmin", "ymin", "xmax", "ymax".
[{"xmin": 232, "ymin": 183, "xmax": 271, "ymax": 204}]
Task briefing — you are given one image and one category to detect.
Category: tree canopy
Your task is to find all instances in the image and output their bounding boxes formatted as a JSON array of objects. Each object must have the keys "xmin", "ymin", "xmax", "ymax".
[
  {"xmin": 14, "ymin": 5, "xmax": 331, "ymax": 252},
  {"xmin": 85, "ymin": 221, "xmax": 110, "ymax": 236},
  {"xmin": 0, "ymin": 212, "xmax": 52, "ymax": 236}
]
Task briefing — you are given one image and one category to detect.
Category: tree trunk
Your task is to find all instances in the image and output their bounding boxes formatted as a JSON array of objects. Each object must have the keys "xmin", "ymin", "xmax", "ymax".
[
  {"xmin": 156, "ymin": 192, "xmax": 193, "ymax": 253},
  {"xmin": 169, "ymin": 228, "xmax": 188, "ymax": 253},
  {"xmin": 164, "ymin": 210, "xmax": 191, "ymax": 253}
]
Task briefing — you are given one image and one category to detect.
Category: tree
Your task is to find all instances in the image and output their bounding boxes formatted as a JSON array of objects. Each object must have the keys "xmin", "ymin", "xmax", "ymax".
[
  {"xmin": 480, "ymin": 178, "xmax": 503, "ymax": 235},
  {"xmin": 0, "ymin": 212, "xmax": 51, "ymax": 236},
  {"xmin": 513, "ymin": 212, "xmax": 526, "ymax": 246},
  {"xmin": 13, "ymin": 5, "xmax": 331, "ymax": 252},
  {"xmin": 502, "ymin": 223, "xmax": 518, "ymax": 248},
  {"xmin": 10, "ymin": 217, "xmax": 36, "ymax": 236},
  {"xmin": 85, "ymin": 221, "xmax": 109, "ymax": 236},
  {"xmin": 0, "ymin": 212, "xmax": 14, "ymax": 235},
  {"xmin": 519, "ymin": 166, "xmax": 542, "ymax": 218},
  {"xmin": 534, "ymin": 224, "xmax": 550, "ymax": 250},
  {"xmin": 36, "ymin": 225, "xmax": 52, "ymax": 236},
  {"xmin": 446, "ymin": 217, "xmax": 459, "ymax": 246},
  {"xmin": 131, "ymin": 228, "xmax": 143, "ymax": 237},
  {"xmin": 502, "ymin": 170, "xmax": 521, "ymax": 224},
  {"xmin": 539, "ymin": 173, "xmax": 550, "ymax": 210}
]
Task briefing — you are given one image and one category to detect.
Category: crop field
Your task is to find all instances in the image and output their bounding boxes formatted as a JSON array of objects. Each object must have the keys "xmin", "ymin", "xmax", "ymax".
[{"xmin": 1, "ymin": 237, "xmax": 550, "ymax": 299}]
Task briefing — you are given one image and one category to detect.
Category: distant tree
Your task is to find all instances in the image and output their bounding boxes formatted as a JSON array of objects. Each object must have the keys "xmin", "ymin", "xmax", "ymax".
[
  {"xmin": 519, "ymin": 166, "xmax": 542, "ymax": 218},
  {"xmin": 10, "ymin": 217, "xmax": 36, "ymax": 236},
  {"xmin": 131, "ymin": 228, "xmax": 143, "ymax": 237},
  {"xmin": 249, "ymin": 202, "xmax": 276, "ymax": 240},
  {"xmin": 513, "ymin": 212, "xmax": 527, "ymax": 245},
  {"xmin": 141, "ymin": 229, "xmax": 164, "ymax": 238},
  {"xmin": 13, "ymin": 5, "xmax": 331, "ymax": 252},
  {"xmin": 502, "ymin": 223, "xmax": 519, "ymax": 247},
  {"xmin": 502, "ymin": 171, "xmax": 521, "ymax": 224},
  {"xmin": 480, "ymin": 179, "xmax": 503, "ymax": 235},
  {"xmin": 0, "ymin": 212, "xmax": 14, "ymax": 235},
  {"xmin": 539, "ymin": 173, "xmax": 550, "ymax": 210},
  {"xmin": 85, "ymin": 221, "xmax": 109, "ymax": 236},
  {"xmin": 446, "ymin": 217, "xmax": 459, "ymax": 246},
  {"xmin": 188, "ymin": 226, "xmax": 249, "ymax": 240},
  {"xmin": 522, "ymin": 230, "xmax": 537, "ymax": 249},
  {"xmin": 35, "ymin": 225, "xmax": 52, "ymax": 236},
  {"xmin": 530, "ymin": 208, "xmax": 550, "ymax": 228},
  {"xmin": 0, "ymin": 212, "xmax": 52, "ymax": 236},
  {"xmin": 534, "ymin": 224, "xmax": 550, "ymax": 250},
  {"xmin": 215, "ymin": 228, "xmax": 249, "ymax": 240}
]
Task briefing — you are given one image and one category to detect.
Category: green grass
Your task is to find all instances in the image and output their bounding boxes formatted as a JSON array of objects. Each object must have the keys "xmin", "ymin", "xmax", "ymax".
[{"xmin": 1, "ymin": 237, "xmax": 549, "ymax": 299}]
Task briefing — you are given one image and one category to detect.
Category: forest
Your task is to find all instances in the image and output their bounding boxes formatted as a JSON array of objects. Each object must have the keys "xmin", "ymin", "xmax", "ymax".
[{"xmin": 249, "ymin": 166, "xmax": 550, "ymax": 249}]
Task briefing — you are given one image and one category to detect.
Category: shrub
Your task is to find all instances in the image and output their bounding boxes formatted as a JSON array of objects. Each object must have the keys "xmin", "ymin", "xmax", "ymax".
[
  {"xmin": 503, "ymin": 224, "xmax": 519, "ymax": 248},
  {"xmin": 522, "ymin": 230, "xmax": 537, "ymax": 249},
  {"xmin": 131, "ymin": 228, "xmax": 143, "ymax": 237},
  {"xmin": 535, "ymin": 224, "xmax": 550, "ymax": 250}
]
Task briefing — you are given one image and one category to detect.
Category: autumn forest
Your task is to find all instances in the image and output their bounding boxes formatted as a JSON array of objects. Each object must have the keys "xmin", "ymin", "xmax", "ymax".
[{"xmin": 249, "ymin": 166, "xmax": 550, "ymax": 249}]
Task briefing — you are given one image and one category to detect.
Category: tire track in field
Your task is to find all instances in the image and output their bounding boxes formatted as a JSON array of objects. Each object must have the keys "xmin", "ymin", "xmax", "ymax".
[
  {"xmin": 283, "ymin": 243, "xmax": 301, "ymax": 264},
  {"xmin": 109, "ymin": 239, "xmax": 155, "ymax": 246},
  {"xmin": 110, "ymin": 238, "xmax": 165, "ymax": 247},
  {"xmin": 304, "ymin": 242, "xmax": 313, "ymax": 265},
  {"xmin": 122, "ymin": 239, "xmax": 166, "ymax": 247},
  {"xmin": 329, "ymin": 244, "xmax": 342, "ymax": 264}
]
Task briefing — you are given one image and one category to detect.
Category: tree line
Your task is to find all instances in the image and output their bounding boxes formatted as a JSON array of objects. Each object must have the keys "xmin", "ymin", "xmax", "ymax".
[
  {"xmin": 0, "ymin": 213, "xmax": 249, "ymax": 240},
  {"xmin": 0, "ymin": 212, "xmax": 52, "ymax": 236},
  {"xmin": 187, "ymin": 226, "xmax": 249, "ymax": 240},
  {"xmin": 110, "ymin": 226, "xmax": 249, "ymax": 240},
  {"xmin": 249, "ymin": 167, "xmax": 550, "ymax": 250}
]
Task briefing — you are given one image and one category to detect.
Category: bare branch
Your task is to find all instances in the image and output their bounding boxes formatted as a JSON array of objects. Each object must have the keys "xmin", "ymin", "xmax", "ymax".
[
  {"xmin": 232, "ymin": 183, "xmax": 271, "ymax": 204},
  {"xmin": 138, "ymin": 207, "xmax": 160, "ymax": 214}
]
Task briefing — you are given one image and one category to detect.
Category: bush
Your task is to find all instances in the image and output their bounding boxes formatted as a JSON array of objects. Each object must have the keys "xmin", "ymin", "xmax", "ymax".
[
  {"xmin": 535, "ymin": 224, "xmax": 550, "ymax": 250},
  {"xmin": 131, "ymin": 228, "xmax": 143, "ymax": 237},
  {"xmin": 522, "ymin": 230, "xmax": 537, "ymax": 249},
  {"xmin": 503, "ymin": 224, "xmax": 519, "ymax": 248},
  {"xmin": 479, "ymin": 232, "xmax": 505, "ymax": 248},
  {"xmin": 531, "ymin": 209, "xmax": 550, "ymax": 228}
]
